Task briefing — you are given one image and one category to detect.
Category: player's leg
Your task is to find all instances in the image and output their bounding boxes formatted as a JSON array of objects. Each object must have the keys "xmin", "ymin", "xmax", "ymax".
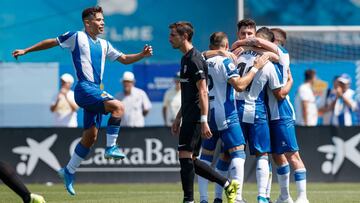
[
  {"xmin": 178, "ymin": 122, "xmax": 199, "ymax": 203},
  {"xmin": 0, "ymin": 161, "xmax": 45, "ymax": 203},
  {"xmin": 266, "ymin": 160, "xmax": 273, "ymax": 203},
  {"xmin": 269, "ymin": 121, "xmax": 293, "ymax": 203},
  {"xmin": 285, "ymin": 152, "xmax": 308, "ymax": 203},
  {"xmin": 59, "ymin": 112, "xmax": 100, "ymax": 195},
  {"xmin": 104, "ymin": 99, "xmax": 126, "ymax": 159},
  {"xmin": 214, "ymin": 153, "xmax": 230, "ymax": 203},
  {"xmin": 275, "ymin": 119, "xmax": 307, "ymax": 203},
  {"xmin": 222, "ymin": 123, "xmax": 247, "ymax": 202},
  {"xmin": 272, "ymin": 154, "xmax": 292, "ymax": 203},
  {"xmin": 250, "ymin": 121, "xmax": 271, "ymax": 203},
  {"xmin": 198, "ymin": 132, "xmax": 220, "ymax": 203}
]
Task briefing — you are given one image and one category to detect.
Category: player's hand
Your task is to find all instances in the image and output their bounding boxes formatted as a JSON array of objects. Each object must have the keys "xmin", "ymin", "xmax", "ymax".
[
  {"xmin": 232, "ymin": 46, "xmax": 244, "ymax": 57},
  {"xmin": 142, "ymin": 44, "xmax": 153, "ymax": 57},
  {"xmin": 253, "ymin": 54, "xmax": 269, "ymax": 70},
  {"xmin": 12, "ymin": 49, "xmax": 26, "ymax": 60},
  {"xmin": 201, "ymin": 122, "xmax": 212, "ymax": 139},
  {"xmin": 171, "ymin": 117, "xmax": 181, "ymax": 136}
]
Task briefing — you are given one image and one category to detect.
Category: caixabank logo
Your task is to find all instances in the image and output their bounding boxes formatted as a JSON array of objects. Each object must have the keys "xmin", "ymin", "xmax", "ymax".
[
  {"xmin": 12, "ymin": 134, "xmax": 61, "ymax": 176},
  {"xmin": 11, "ymin": 133, "xmax": 179, "ymax": 176},
  {"xmin": 317, "ymin": 132, "xmax": 360, "ymax": 175}
]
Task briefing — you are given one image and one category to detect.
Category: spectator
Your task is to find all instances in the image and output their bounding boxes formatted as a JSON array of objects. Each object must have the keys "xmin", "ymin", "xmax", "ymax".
[
  {"xmin": 295, "ymin": 69, "xmax": 318, "ymax": 126},
  {"xmin": 115, "ymin": 71, "xmax": 152, "ymax": 127},
  {"xmin": 162, "ymin": 72, "xmax": 181, "ymax": 127},
  {"xmin": 319, "ymin": 76, "xmax": 339, "ymax": 125},
  {"xmin": 50, "ymin": 73, "xmax": 79, "ymax": 127},
  {"xmin": 331, "ymin": 74, "xmax": 358, "ymax": 126}
]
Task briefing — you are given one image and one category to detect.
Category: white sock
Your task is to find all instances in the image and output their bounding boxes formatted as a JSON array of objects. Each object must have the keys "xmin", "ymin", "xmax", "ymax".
[
  {"xmin": 266, "ymin": 162, "xmax": 272, "ymax": 199},
  {"xmin": 277, "ymin": 164, "xmax": 290, "ymax": 200},
  {"xmin": 256, "ymin": 156, "xmax": 269, "ymax": 198},
  {"xmin": 198, "ymin": 159, "xmax": 211, "ymax": 202},
  {"xmin": 106, "ymin": 133, "xmax": 118, "ymax": 147},
  {"xmin": 229, "ymin": 157, "xmax": 245, "ymax": 200},
  {"xmin": 295, "ymin": 168, "xmax": 307, "ymax": 199},
  {"xmin": 215, "ymin": 167, "xmax": 228, "ymax": 200},
  {"xmin": 66, "ymin": 153, "xmax": 84, "ymax": 174}
]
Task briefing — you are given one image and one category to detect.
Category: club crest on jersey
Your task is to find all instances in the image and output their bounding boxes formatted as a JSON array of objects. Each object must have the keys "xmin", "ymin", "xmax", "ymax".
[{"xmin": 101, "ymin": 91, "xmax": 114, "ymax": 99}]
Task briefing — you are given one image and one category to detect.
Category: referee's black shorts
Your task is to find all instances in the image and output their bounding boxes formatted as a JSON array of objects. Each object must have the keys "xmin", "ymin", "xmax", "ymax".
[{"xmin": 178, "ymin": 122, "xmax": 202, "ymax": 157}]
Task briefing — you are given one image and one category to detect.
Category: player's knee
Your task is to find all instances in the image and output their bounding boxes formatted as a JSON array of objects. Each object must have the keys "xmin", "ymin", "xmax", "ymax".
[
  {"xmin": 272, "ymin": 154, "xmax": 288, "ymax": 166},
  {"xmin": 285, "ymin": 152, "xmax": 303, "ymax": 166}
]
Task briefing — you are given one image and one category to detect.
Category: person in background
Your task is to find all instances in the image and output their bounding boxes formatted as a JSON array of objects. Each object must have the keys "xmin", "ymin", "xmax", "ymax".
[
  {"xmin": 116, "ymin": 71, "xmax": 152, "ymax": 127},
  {"xmin": 163, "ymin": 72, "xmax": 181, "ymax": 127},
  {"xmin": 330, "ymin": 74, "xmax": 358, "ymax": 126},
  {"xmin": 319, "ymin": 76, "xmax": 339, "ymax": 125},
  {"xmin": 295, "ymin": 69, "xmax": 318, "ymax": 126},
  {"xmin": 50, "ymin": 73, "xmax": 79, "ymax": 127}
]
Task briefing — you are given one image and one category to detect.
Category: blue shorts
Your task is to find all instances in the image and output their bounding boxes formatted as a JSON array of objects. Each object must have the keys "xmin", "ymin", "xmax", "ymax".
[
  {"xmin": 270, "ymin": 118, "xmax": 299, "ymax": 154},
  {"xmin": 240, "ymin": 120, "xmax": 271, "ymax": 155},
  {"xmin": 202, "ymin": 123, "xmax": 246, "ymax": 152},
  {"xmin": 74, "ymin": 81, "xmax": 114, "ymax": 129}
]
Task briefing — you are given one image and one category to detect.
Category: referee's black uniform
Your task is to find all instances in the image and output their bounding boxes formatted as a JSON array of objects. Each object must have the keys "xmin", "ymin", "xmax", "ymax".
[{"xmin": 178, "ymin": 47, "xmax": 208, "ymax": 156}]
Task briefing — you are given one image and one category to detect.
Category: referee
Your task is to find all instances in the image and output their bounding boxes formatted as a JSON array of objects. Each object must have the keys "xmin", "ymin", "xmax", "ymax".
[{"xmin": 169, "ymin": 21, "xmax": 239, "ymax": 203}]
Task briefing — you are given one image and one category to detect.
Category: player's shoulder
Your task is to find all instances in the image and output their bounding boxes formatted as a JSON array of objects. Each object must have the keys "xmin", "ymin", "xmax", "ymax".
[{"xmin": 277, "ymin": 45, "xmax": 288, "ymax": 54}]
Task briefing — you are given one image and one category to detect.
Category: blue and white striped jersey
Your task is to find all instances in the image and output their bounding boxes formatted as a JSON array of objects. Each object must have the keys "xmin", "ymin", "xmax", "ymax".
[
  {"xmin": 266, "ymin": 46, "xmax": 296, "ymax": 121},
  {"xmin": 207, "ymin": 56, "xmax": 239, "ymax": 130},
  {"xmin": 235, "ymin": 50, "xmax": 282, "ymax": 124},
  {"xmin": 57, "ymin": 31, "xmax": 123, "ymax": 84}
]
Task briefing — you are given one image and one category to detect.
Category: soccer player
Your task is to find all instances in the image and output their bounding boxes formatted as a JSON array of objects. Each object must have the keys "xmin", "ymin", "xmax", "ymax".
[
  {"xmin": 265, "ymin": 28, "xmax": 309, "ymax": 203},
  {"xmin": 12, "ymin": 6, "xmax": 153, "ymax": 195},
  {"xmin": 234, "ymin": 20, "xmax": 282, "ymax": 203},
  {"xmin": 169, "ymin": 21, "xmax": 239, "ymax": 203},
  {"xmin": 198, "ymin": 32, "xmax": 270, "ymax": 203},
  {"xmin": 0, "ymin": 161, "xmax": 46, "ymax": 203}
]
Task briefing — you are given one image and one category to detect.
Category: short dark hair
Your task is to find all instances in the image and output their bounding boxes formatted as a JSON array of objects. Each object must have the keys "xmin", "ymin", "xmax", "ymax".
[
  {"xmin": 237, "ymin": 18, "xmax": 256, "ymax": 31},
  {"xmin": 256, "ymin": 27, "xmax": 274, "ymax": 42},
  {"xmin": 210, "ymin": 32, "xmax": 228, "ymax": 48},
  {"xmin": 305, "ymin": 69, "xmax": 316, "ymax": 81},
  {"xmin": 82, "ymin": 6, "xmax": 103, "ymax": 21},
  {"xmin": 169, "ymin": 21, "xmax": 194, "ymax": 42},
  {"xmin": 270, "ymin": 28, "xmax": 287, "ymax": 46}
]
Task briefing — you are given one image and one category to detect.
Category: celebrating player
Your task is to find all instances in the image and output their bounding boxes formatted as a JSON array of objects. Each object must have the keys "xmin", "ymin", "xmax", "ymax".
[
  {"xmin": 198, "ymin": 32, "xmax": 269, "ymax": 203},
  {"xmin": 12, "ymin": 6, "xmax": 153, "ymax": 196}
]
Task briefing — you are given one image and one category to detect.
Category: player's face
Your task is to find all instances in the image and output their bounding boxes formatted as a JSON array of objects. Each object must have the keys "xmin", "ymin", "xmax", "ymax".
[
  {"xmin": 169, "ymin": 29, "xmax": 184, "ymax": 49},
  {"xmin": 237, "ymin": 26, "xmax": 256, "ymax": 40},
  {"xmin": 87, "ymin": 12, "xmax": 105, "ymax": 35}
]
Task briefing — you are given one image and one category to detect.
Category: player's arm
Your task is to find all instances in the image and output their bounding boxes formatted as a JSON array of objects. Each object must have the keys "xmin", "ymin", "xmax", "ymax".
[
  {"xmin": 12, "ymin": 38, "xmax": 59, "ymax": 59},
  {"xmin": 250, "ymin": 47, "xmax": 279, "ymax": 62},
  {"xmin": 272, "ymin": 68, "xmax": 294, "ymax": 100},
  {"xmin": 228, "ymin": 54, "xmax": 269, "ymax": 92},
  {"xmin": 202, "ymin": 50, "xmax": 237, "ymax": 63},
  {"xmin": 117, "ymin": 45, "xmax": 153, "ymax": 64},
  {"xmin": 196, "ymin": 79, "xmax": 212, "ymax": 139},
  {"xmin": 231, "ymin": 37, "xmax": 278, "ymax": 54}
]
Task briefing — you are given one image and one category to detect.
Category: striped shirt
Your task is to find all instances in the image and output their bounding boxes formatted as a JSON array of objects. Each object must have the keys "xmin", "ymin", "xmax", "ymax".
[
  {"xmin": 207, "ymin": 55, "xmax": 239, "ymax": 130},
  {"xmin": 57, "ymin": 31, "xmax": 123, "ymax": 84},
  {"xmin": 235, "ymin": 50, "xmax": 283, "ymax": 124},
  {"xmin": 266, "ymin": 46, "xmax": 296, "ymax": 120}
]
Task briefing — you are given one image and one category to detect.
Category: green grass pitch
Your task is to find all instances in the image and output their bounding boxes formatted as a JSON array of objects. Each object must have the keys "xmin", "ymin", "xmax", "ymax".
[{"xmin": 0, "ymin": 183, "xmax": 359, "ymax": 202}]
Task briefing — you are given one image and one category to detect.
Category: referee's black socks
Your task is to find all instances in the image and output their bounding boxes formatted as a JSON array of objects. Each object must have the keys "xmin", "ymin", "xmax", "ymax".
[{"xmin": 179, "ymin": 158, "xmax": 195, "ymax": 202}]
